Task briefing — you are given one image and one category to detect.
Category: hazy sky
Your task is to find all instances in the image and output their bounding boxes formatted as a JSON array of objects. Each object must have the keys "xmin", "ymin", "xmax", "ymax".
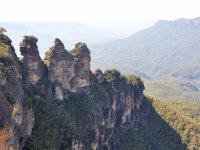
[{"xmin": 0, "ymin": 0, "xmax": 200, "ymax": 22}]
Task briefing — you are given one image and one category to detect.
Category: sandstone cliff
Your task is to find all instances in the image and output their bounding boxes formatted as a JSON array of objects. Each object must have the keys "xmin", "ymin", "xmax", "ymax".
[
  {"xmin": 20, "ymin": 36, "xmax": 46, "ymax": 85},
  {"xmin": 44, "ymin": 39, "xmax": 93, "ymax": 100},
  {"xmin": 0, "ymin": 34, "xmax": 34, "ymax": 150},
  {"xmin": 0, "ymin": 34, "xmax": 148, "ymax": 150}
]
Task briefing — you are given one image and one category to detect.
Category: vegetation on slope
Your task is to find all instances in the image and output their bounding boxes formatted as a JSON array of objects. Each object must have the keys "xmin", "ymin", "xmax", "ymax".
[
  {"xmin": 23, "ymin": 93, "xmax": 96, "ymax": 150},
  {"xmin": 116, "ymin": 97, "xmax": 200, "ymax": 150},
  {"xmin": 124, "ymin": 74, "xmax": 144, "ymax": 85},
  {"xmin": 149, "ymin": 97, "xmax": 200, "ymax": 150},
  {"xmin": 22, "ymin": 68, "xmax": 199, "ymax": 150},
  {"xmin": 166, "ymin": 100, "xmax": 200, "ymax": 121},
  {"xmin": 116, "ymin": 97, "xmax": 186, "ymax": 150},
  {"xmin": 0, "ymin": 34, "xmax": 12, "ymax": 65},
  {"xmin": 22, "ymin": 86, "xmax": 200, "ymax": 150},
  {"xmin": 145, "ymin": 78, "xmax": 200, "ymax": 103}
]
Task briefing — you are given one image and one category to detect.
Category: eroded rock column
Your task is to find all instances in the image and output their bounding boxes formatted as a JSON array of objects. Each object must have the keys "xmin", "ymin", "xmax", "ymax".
[{"xmin": 20, "ymin": 36, "xmax": 45, "ymax": 85}]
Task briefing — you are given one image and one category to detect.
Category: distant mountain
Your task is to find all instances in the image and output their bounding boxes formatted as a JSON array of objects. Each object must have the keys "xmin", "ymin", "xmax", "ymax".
[
  {"xmin": 91, "ymin": 17, "xmax": 200, "ymax": 102},
  {"xmin": 92, "ymin": 17, "xmax": 200, "ymax": 79}
]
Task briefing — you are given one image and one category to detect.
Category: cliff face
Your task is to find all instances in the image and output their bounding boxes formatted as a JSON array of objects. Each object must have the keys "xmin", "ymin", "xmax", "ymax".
[
  {"xmin": 0, "ymin": 34, "xmax": 34, "ymax": 150},
  {"xmin": 44, "ymin": 39, "xmax": 148, "ymax": 150},
  {"xmin": 44, "ymin": 38, "xmax": 75, "ymax": 100},
  {"xmin": 20, "ymin": 36, "xmax": 46, "ymax": 85},
  {"xmin": 0, "ymin": 34, "xmax": 149, "ymax": 150},
  {"xmin": 70, "ymin": 42, "xmax": 92, "ymax": 93},
  {"xmin": 90, "ymin": 69, "xmax": 148, "ymax": 150},
  {"xmin": 44, "ymin": 39, "xmax": 92, "ymax": 100}
]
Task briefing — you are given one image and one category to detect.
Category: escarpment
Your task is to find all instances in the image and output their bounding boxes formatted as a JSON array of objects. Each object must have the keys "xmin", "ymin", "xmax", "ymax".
[
  {"xmin": 0, "ymin": 34, "xmax": 34, "ymax": 150},
  {"xmin": 0, "ymin": 33, "xmax": 149, "ymax": 150}
]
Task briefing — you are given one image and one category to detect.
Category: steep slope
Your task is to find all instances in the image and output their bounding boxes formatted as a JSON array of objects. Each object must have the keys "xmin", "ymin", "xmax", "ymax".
[
  {"xmin": 22, "ymin": 37, "xmax": 149, "ymax": 149},
  {"xmin": 0, "ymin": 32, "xmax": 187, "ymax": 150},
  {"xmin": 0, "ymin": 33, "xmax": 149, "ymax": 150},
  {"xmin": 117, "ymin": 97, "xmax": 200, "ymax": 150},
  {"xmin": 163, "ymin": 100, "xmax": 200, "ymax": 121},
  {"xmin": 116, "ymin": 97, "xmax": 186, "ymax": 150},
  {"xmin": 91, "ymin": 17, "xmax": 200, "ymax": 102},
  {"xmin": 149, "ymin": 98, "xmax": 200, "ymax": 150},
  {"xmin": 0, "ymin": 33, "xmax": 34, "ymax": 150}
]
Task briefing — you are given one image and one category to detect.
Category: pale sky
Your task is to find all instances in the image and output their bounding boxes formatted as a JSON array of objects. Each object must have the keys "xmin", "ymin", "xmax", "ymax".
[{"xmin": 0, "ymin": 0, "xmax": 200, "ymax": 22}]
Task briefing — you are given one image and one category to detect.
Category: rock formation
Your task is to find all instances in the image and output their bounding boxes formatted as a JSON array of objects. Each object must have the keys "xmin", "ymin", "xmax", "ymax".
[
  {"xmin": 92, "ymin": 69, "xmax": 148, "ymax": 149},
  {"xmin": 44, "ymin": 40, "xmax": 92, "ymax": 100},
  {"xmin": 69, "ymin": 42, "xmax": 92, "ymax": 93},
  {"xmin": 0, "ymin": 34, "xmax": 34, "ymax": 150},
  {"xmin": 93, "ymin": 69, "xmax": 104, "ymax": 83},
  {"xmin": 20, "ymin": 36, "xmax": 46, "ymax": 85},
  {"xmin": 44, "ymin": 38, "xmax": 75, "ymax": 100},
  {"xmin": 0, "ymin": 34, "xmax": 149, "ymax": 150}
]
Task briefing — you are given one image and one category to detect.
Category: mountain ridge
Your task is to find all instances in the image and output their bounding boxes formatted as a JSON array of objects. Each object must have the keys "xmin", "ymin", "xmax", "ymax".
[
  {"xmin": 156, "ymin": 16, "xmax": 200, "ymax": 27},
  {"xmin": 91, "ymin": 16, "xmax": 200, "ymax": 102}
]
